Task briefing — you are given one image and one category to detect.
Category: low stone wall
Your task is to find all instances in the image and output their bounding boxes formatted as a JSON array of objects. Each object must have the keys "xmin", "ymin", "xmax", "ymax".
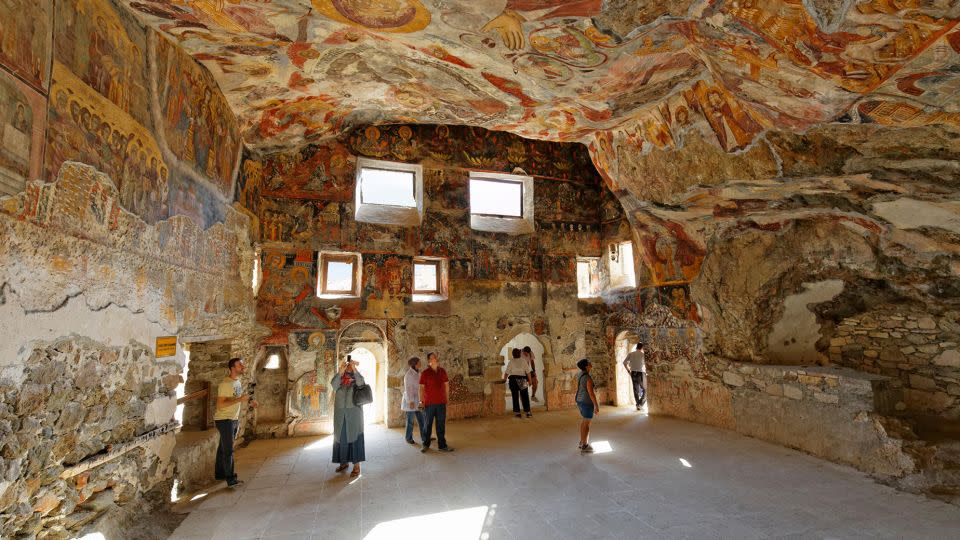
[
  {"xmin": 830, "ymin": 310, "xmax": 960, "ymax": 420},
  {"xmin": 171, "ymin": 430, "xmax": 219, "ymax": 494},
  {"xmin": 653, "ymin": 361, "xmax": 914, "ymax": 477}
]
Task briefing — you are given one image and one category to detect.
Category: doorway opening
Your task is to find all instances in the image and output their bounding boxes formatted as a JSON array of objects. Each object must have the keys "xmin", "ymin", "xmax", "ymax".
[
  {"xmin": 614, "ymin": 331, "xmax": 646, "ymax": 412},
  {"xmin": 500, "ymin": 333, "xmax": 545, "ymax": 409},
  {"xmin": 347, "ymin": 346, "xmax": 378, "ymax": 424}
]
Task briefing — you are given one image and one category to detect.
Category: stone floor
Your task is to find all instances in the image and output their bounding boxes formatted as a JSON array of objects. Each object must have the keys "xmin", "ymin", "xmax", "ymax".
[{"xmin": 168, "ymin": 408, "xmax": 960, "ymax": 540}]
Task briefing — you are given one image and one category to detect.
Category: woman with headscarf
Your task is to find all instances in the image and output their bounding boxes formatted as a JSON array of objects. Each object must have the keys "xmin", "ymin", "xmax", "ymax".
[{"xmin": 331, "ymin": 354, "xmax": 366, "ymax": 477}]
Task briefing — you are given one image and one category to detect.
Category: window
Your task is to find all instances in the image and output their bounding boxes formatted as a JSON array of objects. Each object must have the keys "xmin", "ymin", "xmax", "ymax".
[
  {"xmin": 468, "ymin": 171, "xmax": 534, "ymax": 234},
  {"xmin": 412, "ymin": 257, "xmax": 448, "ymax": 302},
  {"xmin": 318, "ymin": 251, "xmax": 362, "ymax": 297},
  {"xmin": 608, "ymin": 241, "xmax": 636, "ymax": 289},
  {"xmin": 355, "ymin": 157, "xmax": 423, "ymax": 226},
  {"xmin": 577, "ymin": 257, "xmax": 601, "ymax": 298},
  {"xmin": 265, "ymin": 353, "xmax": 280, "ymax": 369},
  {"xmin": 470, "ymin": 177, "xmax": 523, "ymax": 217}
]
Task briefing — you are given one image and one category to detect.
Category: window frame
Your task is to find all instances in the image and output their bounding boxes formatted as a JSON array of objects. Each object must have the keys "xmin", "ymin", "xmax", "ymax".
[
  {"xmin": 576, "ymin": 256, "xmax": 602, "ymax": 299},
  {"xmin": 608, "ymin": 240, "xmax": 637, "ymax": 290},
  {"xmin": 317, "ymin": 251, "xmax": 362, "ymax": 298},
  {"xmin": 468, "ymin": 176, "xmax": 524, "ymax": 218},
  {"xmin": 412, "ymin": 256, "xmax": 449, "ymax": 302},
  {"xmin": 468, "ymin": 170, "xmax": 534, "ymax": 235},
  {"xmin": 354, "ymin": 157, "xmax": 424, "ymax": 226},
  {"xmin": 413, "ymin": 259, "xmax": 441, "ymax": 295}
]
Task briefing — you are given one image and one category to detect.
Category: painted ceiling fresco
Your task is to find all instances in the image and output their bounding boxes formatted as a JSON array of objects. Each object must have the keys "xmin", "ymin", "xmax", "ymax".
[{"xmin": 118, "ymin": 1, "xmax": 959, "ymax": 153}]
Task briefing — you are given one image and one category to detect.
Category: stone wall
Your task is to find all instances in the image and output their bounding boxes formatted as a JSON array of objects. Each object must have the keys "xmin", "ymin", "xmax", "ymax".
[
  {"xmin": 0, "ymin": 0, "xmax": 263, "ymax": 536},
  {"xmin": 829, "ymin": 310, "xmax": 960, "ymax": 420}
]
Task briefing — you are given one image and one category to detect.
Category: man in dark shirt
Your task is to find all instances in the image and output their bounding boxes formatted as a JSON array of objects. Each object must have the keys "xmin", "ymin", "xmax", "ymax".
[{"xmin": 418, "ymin": 352, "xmax": 454, "ymax": 453}]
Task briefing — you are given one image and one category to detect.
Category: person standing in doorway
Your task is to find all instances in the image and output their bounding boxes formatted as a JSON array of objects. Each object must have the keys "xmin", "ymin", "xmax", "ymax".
[
  {"xmin": 503, "ymin": 348, "xmax": 533, "ymax": 418},
  {"xmin": 419, "ymin": 352, "xmax": 454, "ymax": 453},
  {"xmin": 214, "ymin": 358, "xmax": 258, "ymax": 488},
  {"xmin": 522, "ymin": 346, "xmax": 539, "ymax": 403},
  {"xmin": 623, "ymin": 343, "xmax": 646, "ymax": 410},
  {"xmin": 402, "ymin": 356, "xmax": 425, "ymax": 446},
  {"xmin": 331, "ymin": 355, "xmax": 366, "ymax": 477},
  {"xmin": 575, "ymin": 358, "xmax": 599, "ymax": 453}
]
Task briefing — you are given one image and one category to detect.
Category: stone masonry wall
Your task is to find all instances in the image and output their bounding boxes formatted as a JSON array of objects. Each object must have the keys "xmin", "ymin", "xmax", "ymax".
[{"xmin": 830, "ymin": 310, "xmax": 960, "ymax": 420}]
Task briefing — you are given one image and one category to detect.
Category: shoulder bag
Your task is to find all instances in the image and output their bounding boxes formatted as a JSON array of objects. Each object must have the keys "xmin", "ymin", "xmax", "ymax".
[{"xmin": 353, "ymin": 382, "xmax": 373, "ymax": 406}]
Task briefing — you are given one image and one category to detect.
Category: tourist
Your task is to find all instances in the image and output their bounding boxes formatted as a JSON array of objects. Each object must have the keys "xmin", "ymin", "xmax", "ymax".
[
  {"xmin": 503, "ymin": 348, "xmax": 533, "ymax": 418},
  {"xmin": 523, "ymin": 346, "xmax": 539, "ymax": 402},
  {"xmin": 402, "ymin": 356, "xmax": 425, "ymax": 445},
  {"xmin": 214, "ymin": 358, "xmax": 258, "ymax": 488},
  {"xmin": 331, "ymin": 355, "xmax": 366, "ymax": 477},
  {"xmin": 419, "ymin": 352, "xmax": 454, "ymax": 453},
  {"xmin": 623, "ymin": 342, "xmax": 646, "ymax": 410},
  {"xmin": 575, "ymin": 358, "xmax": 599, "ymax": 453}
]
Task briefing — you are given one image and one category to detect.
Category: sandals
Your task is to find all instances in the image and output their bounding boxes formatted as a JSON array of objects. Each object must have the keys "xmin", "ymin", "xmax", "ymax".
[
  {"xmin": 350, "ymin": 466, "xmax": 361, "ymax": 478},
  {"xmin": 335, "ymin": 463, "xmax": 349, "ymax": 473}
]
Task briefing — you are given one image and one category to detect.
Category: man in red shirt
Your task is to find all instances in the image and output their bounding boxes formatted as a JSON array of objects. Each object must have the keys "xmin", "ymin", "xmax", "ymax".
[{"xmin": 418, "ymin": 352, "xmax": 454, "ymax": 453}]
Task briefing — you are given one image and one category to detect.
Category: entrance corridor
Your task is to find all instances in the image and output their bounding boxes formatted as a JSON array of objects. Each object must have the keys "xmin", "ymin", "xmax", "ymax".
[{"xmin": 168, "ymin": 409, "xmax": 960, "ymax": 539}]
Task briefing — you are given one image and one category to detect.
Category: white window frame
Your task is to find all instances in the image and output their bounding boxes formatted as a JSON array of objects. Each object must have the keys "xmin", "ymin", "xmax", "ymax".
[
  {"xmin": 576, "ymin": 257, "xmax": 601, "ymax": 299},
  {"xmin": 412, "ymin": 256, "xmax": 449, "ymax": 302},
  {"xmin": 354, "ymin": 157, "xmax": 424, "ymax": 226},
  {"xmin": 468, "ymin": 171, "xmax": 534, "ymax": 235},
  {"xmin": 317, "ymin": 251, "xmax": 363, "ymax": 298},
  {"xmin": 608, "ymin": 240, "xmax": 637, "ymax": 290}
]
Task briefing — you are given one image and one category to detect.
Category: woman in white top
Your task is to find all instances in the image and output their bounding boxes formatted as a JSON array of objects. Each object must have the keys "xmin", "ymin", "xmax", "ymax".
[
  {"xmin": 503, "ymin": 348, "xmax": 533, "ymax": 418},
  {"xmin": 402, "ymin": 357, "xmax": 425, "ymax": 445}
]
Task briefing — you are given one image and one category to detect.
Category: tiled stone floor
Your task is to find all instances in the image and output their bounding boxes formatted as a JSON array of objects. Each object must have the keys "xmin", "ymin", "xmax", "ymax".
[{"xmin": 168, "ymin": 408, "xmax": 960, "ymax": 539}]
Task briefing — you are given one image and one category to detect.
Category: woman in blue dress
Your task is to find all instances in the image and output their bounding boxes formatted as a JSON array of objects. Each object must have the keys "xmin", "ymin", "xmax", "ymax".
[{"xmin": 331, "ymin": 355, "xmax": 366, "ymax": 477}]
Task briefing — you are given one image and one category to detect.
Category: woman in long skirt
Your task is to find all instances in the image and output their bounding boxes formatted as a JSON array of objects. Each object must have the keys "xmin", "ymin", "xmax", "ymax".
[{"xmin": 330, "ymin": 355, "xmax": 366, "ymax": 477}]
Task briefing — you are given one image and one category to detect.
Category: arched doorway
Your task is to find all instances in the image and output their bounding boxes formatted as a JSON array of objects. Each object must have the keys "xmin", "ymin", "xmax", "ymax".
[
  {"xmin": 614, "ymin": 330, "xmax": 644, "ymax": 410},
  {"xmin": 500, "ymin": 333, "xmax": 546, "ymax": 408},
  {"xmin": 347, "ymin": 346, "xmax": 378, "ymax": 424},
  {"xmin": 337, "ymin": 321, "xmax": 388, "ymax": 425}
]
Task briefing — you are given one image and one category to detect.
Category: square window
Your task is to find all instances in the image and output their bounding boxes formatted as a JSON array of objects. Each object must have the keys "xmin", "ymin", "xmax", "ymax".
[
  {"xmin": 414, "ymin": 261, "xmax": 440, "ymax": 294},
  {"xmin": 318, "ymin": 252, "xmax": 362, "ymax": 297},
  {"xmin": 608, "ymin": 241, "xmax": 636, "ymax": 289},
  {"xmin": 577, "ymin": 258, "xmax": 601, "ymax": 298},
  {"xmin": 469, "ymin": 177, "xmax": 523, "ymax": 217},
  {"xmin": 355, "ymin": 157, "xmax": 423, "ymax": 226},
  {"xmin": 468, "ymin": 171, "xmax": 534, "ymax": 234},
  {"xmin": 359, "ymin": 167, "xmax": 416, "ymax": 207},
  {"xmin": 412, "ymin": 257, "xmax": 448, "ymax": 302}
]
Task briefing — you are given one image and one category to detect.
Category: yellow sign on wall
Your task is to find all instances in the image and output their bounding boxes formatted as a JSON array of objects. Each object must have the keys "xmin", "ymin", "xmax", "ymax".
[{"xmin": 156, "ymin": 336, "xmax": 177, "ymax": 358}]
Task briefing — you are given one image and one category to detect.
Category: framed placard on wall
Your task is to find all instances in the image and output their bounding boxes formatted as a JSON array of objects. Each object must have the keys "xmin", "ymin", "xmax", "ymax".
[{"xmin": 156, "ymin": 336, "xmax": 177, "ymax": 358}]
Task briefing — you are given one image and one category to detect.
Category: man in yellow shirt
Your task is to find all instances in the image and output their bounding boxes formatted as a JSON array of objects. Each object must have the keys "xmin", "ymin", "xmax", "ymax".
[{"xmin": 214, "ymin": 358, "xmax": 258, "ymax": 487}]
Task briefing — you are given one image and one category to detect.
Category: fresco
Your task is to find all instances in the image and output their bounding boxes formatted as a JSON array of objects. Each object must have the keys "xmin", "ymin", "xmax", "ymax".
[
  {"xmin": 291, "ymin": 369, "xmax": 330, "ymax": 420},
  {"xmin": 55, "ymin": 0, "xmax": 151, "ymax": 127},
  {"xmin": 0, "ymin": 0, "xmax": 53, "ymax": 91},
  {"xmin": 0, "ymin": 69, "xmax": 45, "ymax": 197},
  {"xmin": 155, "ymin": 35, "xmax": 241, "ymax": 196},
  {"xmin": 116, "ymin": 1, "xmax": 960, "ymax": 153},
  {"xmin": 46, "ymin": 63, "xmax": 169, "ymax": 223}
]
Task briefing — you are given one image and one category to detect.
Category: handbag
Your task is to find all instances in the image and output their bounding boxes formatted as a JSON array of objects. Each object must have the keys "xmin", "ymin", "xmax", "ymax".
[{"xmin": 352, "ymin": 383, "xmax": 373, "ymax": 406}]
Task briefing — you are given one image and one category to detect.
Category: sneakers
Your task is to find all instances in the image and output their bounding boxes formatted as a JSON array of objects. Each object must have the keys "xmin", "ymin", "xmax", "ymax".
[
  {"xmin": 514, "ymin": 413, "xmax": 521, "ymax": 418},
  {"xmin": 406, "ymin": 439, "xmax": 418, "ymax": 445},
  {"xmin": 526, "ymin": 412, "xmax": 533, "ymax": 418},
  {"xmin": 580, "ymin": 444, "xmax": 594, "ymax": 454},
  {"xmin": 226, "ymin": 479, "xmax": 244, "ymax": 488},
  {"xmin": 421, "ymin": 445, "xmax": 429, "ymax": 453},
  {"xmin": 438, "ymin": 447, "xmax": 454, "ymax": 452}
]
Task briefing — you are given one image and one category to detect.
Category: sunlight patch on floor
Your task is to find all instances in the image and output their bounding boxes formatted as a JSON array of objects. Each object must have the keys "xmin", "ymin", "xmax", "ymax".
[{"xmin": 364, "ymin": 506, "xmax": 490, "ymax": 540}]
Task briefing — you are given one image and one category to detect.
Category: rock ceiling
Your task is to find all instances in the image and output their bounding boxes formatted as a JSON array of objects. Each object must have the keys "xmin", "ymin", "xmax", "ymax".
[{"xmin": 121, "ymin": 1, "xmax": 960, "ymax": 153}]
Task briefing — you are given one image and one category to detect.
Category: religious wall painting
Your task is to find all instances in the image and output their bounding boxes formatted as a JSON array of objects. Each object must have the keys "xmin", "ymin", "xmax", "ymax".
[
  {"xmin": 155, "ymin": 35, "xmax": 241, "ymax": 197},
  {"xmin": 0, "ymin": 69, "xmax": 45, "ymax": 197},
  {"xmin": 0, "ymin": 0, "xmax": 53, "ymax": 91},
  {"xmin": 46, "ymin": 63, "xmax": 169, "ymax": 223},
  {"xmin": 259, "ymin": 198, "xmax": 342, "ymax": 245},
  {"xmin": 313, "ymin": 0, "xmax": 431, "ymax": 33},
  {"xmin": 54, "ymin": 0, "xmax": 151, "ymax": 126},
  {"xmin": 632, "ymin": 213, "xmax": 705, "ymax": 287},
  {"xmin": 291, "ymin": 369, "xmax": 330, "ymax": 420},
  {"xmin": 359, "ymin": 253, "xmax": 410, "ymax": 318}
]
